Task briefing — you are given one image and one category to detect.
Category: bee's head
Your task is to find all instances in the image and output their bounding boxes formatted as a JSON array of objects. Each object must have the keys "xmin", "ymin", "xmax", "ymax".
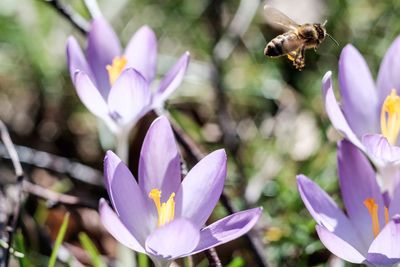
[{"xmin": 313, "ymin": 23, "xmax": 327, "ymax": 42}]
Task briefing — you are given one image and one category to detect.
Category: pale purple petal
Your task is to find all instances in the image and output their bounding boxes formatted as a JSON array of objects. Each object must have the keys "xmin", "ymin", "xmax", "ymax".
[
  {"xmin": 322, "ymin": 71, "xmax": 364, "ymax": 149},
  {"xmin": 187, "ymin": 208, "xmax": 262, "ymax": 256},
  {"xmin": 66, "ymin": 37, "xmax": 93, "ymax": 83},
  {"xmin": 153, "ymin": 52, "xmax": 190, "ymax": 108},
  {"xmin": 367, "ymin": 216, "xmax": 400, "ymax": 266},
  {"xmin": 297, "ymin": 175, "xmax": 367, "ymax": 252},
  {"xmin": 337, "ymin": 140, "xmax": 384, "ymax": 245},
  {"xmin": 99, "ymin": 199, "xmax": 145, "ymax": 252},
  {"xmin": 338, "ymin": 45, "xmax": 378, "ymax": 136},
  {"xmin": 175, "ymin": 149, "xmax": 227, "ymax": 228},
  {"xmin": 124, "ymin": 26, "xmax": 157, "ymax": 82},
  {"xmin": 104, "ymin": 151, "xmax": 149, "ymax": 242},
  {"xmin": 87, "ymin": 18, "xmax": 121, "ymax": 98},
  {"xmin": 316, "ymin": 225, "xmax": 366, "ymax": 264},
  {"xmin": 377, "ymin": 37, "xmax": 400, "ymax": 109},
  {"xmin": 389, "ymin": 184, "xmax": 400, "ymax": 215},
  {"xmin": 145, "ymin": 219, "xmax": 200, "ymax": 260},
  {"xmin": 73, "ymin": 71, "xmax": 108, "ymax": 118},
  {"xmin": 138, "ymin": 116, "xmax": 181, "ymax": 201},
  {"xmin": 107, "ymin": 68, "xmax": 152, "ymax": 127},
  {"xmin": 362, "ymin": 134, "xmax": 400, "ymax": 165}
]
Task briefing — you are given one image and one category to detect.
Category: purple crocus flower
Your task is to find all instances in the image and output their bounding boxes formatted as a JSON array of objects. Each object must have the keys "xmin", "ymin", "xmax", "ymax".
[
  {"xmin": 99, "ymin": 116, "xmax": 262, "ymax": 267},
  {"xmin": 322, "ymin": 38, "xmax": 400, "ymax": 192},
  {"xmin": 297, "ymin": 140, "xmax": 400, "ymax": 266},
  {"xmin": 66, "ymin": 18, "xmax": 190, "ymax": 133}
]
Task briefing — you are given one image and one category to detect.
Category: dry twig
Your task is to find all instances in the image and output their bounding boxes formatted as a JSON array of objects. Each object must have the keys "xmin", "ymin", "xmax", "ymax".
[{"xmin": 0, "ymin": 120, "xmax": 24, "ymax": 267}]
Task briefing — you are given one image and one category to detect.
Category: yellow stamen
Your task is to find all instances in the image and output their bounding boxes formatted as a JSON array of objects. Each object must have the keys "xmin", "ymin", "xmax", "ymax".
[
  {"xmin": 364, "ymin": 198, "xmax": 381, "ymax": 238},
  {"xmin": 148, "ymin": 189, "xmax": 175, "ymax": 227},
  {"xmin": 149, "ymin": 189, "xmax": 161, "ymax": 215},
  {"xmin": 106, "ymin": 56, "xmax": 127, "ymax": 85},
  {"xmin": 381, "ymin": 89, "xmax": 400, "ymax": 145}
]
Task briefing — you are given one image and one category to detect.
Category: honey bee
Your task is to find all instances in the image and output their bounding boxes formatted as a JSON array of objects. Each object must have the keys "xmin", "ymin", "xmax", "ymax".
[{"xmin": 263, "ymin": 6, "xmax": 336, "ymax": 70}]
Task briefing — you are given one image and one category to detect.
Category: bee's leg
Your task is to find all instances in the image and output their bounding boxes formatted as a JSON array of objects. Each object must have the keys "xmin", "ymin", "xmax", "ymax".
[{"xmin": 293, "ymin": 46, "xmax": 305, "ymax": 70}]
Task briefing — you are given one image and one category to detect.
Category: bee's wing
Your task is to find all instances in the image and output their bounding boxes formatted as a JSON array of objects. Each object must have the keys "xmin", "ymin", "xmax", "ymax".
[{"xmin": 263, "ymin": 5, "xmax": 299, "ymax": 31}]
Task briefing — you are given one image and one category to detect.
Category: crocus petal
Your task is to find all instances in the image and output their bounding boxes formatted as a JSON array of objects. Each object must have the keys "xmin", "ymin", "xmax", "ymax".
[
  {"xmin": 153, "ymin": 52, "xmax": 190, "ymax": 108},
  {"xmin": 338, "ymin": 45, "xmax": 378, "ymax": 136},
  {"xmin": 66, "ymin": 37, "xmax": 93, "ymax": 83},
  {"xmin": 322, "ymin": 71, "xmax": 364, "ymax": 150},
  {"xmin": 107, "ymin": 68, "xmax": 152, "ymax": 127},
  {"xmin": 362, "ymin": 134, "xmax": 400, "ymax": 165},
  {"xmin": 87, "ymin": 17, "xmax": 121, "ymax": 98},
  {"xmin": 145, "ymin": 219, "xmax": 200, "ymax": 260},
  {"xmin": 316, "ymin": 225, "xmax": 366, "ymax": 264},
  {"xmin": 367, "ymin": 216, "xmax": 400, "ymax": 266},
  {"xmin": 99, "ymin": 199, "xmax": 145, "ymax": 253},
  {"xmin": 175, "ymin": 149, "xmax": 227, "ymax": 228},
  {"xmin": 74, "ymin": 71, "xmax": 108, "ymax": 118},
  {"xmin": 187, "ymin": 207, "xmax": 262, "ymax": 256},
  {"xmin": 104, "ymin": 151, "xmax": 149, "ymax": 243},
  {"xmin": 124, "ymin": 25, "xmax": 157, "ymax": 82},
  {"xmin": 337, "ymin": 140, "xmax": 385, "ymax": 245},
  {"xmin": 138, "ymin": 116, "xmax": 181, "ymax": 201},
  {"xmin": 389, "ymin": 184, "xmax": 400, "ymax": 215},
  {"xmin": 297, "ymin": 175, "xmax": 367, "ymax": 253},
  {"xmin": 377, "ymin": 37, "xmax": 400, "ymax": 109}
]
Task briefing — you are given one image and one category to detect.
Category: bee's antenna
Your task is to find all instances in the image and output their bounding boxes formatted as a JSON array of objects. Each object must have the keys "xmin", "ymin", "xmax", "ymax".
[
  {"xmin": 326, "ymin": 33, "xmax": 340, "ymax": 47},
  {"xmin": 322, "ymin": 20, "xmax": 340, "ymax": 47}
]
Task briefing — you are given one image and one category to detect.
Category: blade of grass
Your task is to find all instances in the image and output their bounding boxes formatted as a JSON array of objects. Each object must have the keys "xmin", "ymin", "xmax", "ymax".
[
  {"xmin": 78, "ymin": 232, "xmax": 106, "ymax": 267},
  {"xmin": 48, "ymin": 212, "xmax": 70, "ymax": 267},
  {"xmin": 14, "ymin": 231, "xmax": 32, "ymax": 267}
]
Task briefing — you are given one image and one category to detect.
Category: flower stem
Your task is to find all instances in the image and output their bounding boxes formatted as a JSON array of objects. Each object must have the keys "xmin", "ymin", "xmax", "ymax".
[
  {"xmin": 115, "ymin": 129, "xmax": 130, "ymax": 163},
  {"xmin": 138, "ymin": 253, "xmax": 149, "ymax": 267},
  {"xmin": 116, "ymin": 246, "xmax": 136, "ymax": 267},
  {"xmin": 83, "ymin": 0, "xmax": 102, "ymax": 19},
  {"xmin": 114, "ymin": 129, "xmax": 136, "ymax": 267},
  {"xmin": 44, "ymin": 0, "xmax": 89, "ymax": 34}
]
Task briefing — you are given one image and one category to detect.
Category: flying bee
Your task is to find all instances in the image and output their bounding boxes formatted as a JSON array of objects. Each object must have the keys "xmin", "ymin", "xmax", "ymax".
[{"xmin": 263, "ymin": 6, "xmax": 337, "ymax": 70}]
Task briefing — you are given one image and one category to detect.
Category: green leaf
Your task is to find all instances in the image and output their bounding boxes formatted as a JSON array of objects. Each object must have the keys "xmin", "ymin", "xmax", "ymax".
[
  {"xmin": 226, "ymin": 256, "xmax": 245, "ymax": 267},
  {"xmin": 78, "ymin": 232, "xmax": 106, "ymax": 267},
  {"xmin": 48, "ymin": 213, "xmax": 70, "ymax": 267}
]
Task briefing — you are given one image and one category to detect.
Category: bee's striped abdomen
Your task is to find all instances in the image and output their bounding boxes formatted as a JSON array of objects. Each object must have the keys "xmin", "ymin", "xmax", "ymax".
[
  {"xmin": 265, "ymin": 35, "xmax": 285, "ymax": 56},
  {"xmin": 264, "ymin": 32, "xmax": 300, "ymax": 57}
]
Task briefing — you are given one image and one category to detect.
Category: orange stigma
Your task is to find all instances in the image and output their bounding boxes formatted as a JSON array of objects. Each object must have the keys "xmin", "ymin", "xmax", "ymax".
[
  {"xmin": 381, "ymin": 89, "xmax": 400, "ymax": 145},
  {"xmin": 363, "ymin": 198, "xmax": 389, "ymax": 238},
  {"xmin": 106, "ymin": 56, "xmax": 127, "ymax": 85}
]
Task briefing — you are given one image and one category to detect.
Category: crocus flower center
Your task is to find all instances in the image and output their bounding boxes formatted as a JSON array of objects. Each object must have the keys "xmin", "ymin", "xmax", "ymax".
[
  {"xmin": 381, "ymin": 89, "xmax": 400, "ymax": 145},
  {"xmin": 363, "ymin": 198, "xmax": 389, "ymax": 238},
  {"xmin": 148, "ymin": 189, "xmax": 176, "ymax": 227},
  {"xmin": 106, "ymin": 56, "xmax": 127, "ymax": 85}
]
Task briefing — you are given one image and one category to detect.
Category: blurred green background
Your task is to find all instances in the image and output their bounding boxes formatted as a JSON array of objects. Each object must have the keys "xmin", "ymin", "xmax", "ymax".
[{"xmin": 1, "ymin": 0, "xmax": 400, "ymax": 266}]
